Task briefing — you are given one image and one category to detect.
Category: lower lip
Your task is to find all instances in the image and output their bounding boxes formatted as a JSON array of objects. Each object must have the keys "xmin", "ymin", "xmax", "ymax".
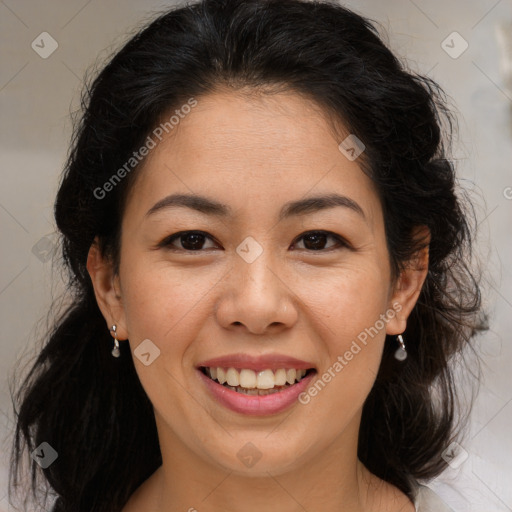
[{"xmin": 197, "ymin": 369, "xmax": 317, "ymax": 416}]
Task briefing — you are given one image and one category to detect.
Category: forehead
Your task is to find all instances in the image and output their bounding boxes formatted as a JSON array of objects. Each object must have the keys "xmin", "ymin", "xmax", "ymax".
[
  {"xmin": 159, "ymin": 89, "xmax": 346, "ymax": 164},
  {"xmin": 125, "ymin": 90, "xmax": 381, "ymax": 226}
]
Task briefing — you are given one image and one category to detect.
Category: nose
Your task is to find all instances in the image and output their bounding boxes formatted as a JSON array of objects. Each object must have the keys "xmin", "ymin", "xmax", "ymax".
[{"xmin": 214, "ymin": 252, "xmax": 298, "ymax": 335}]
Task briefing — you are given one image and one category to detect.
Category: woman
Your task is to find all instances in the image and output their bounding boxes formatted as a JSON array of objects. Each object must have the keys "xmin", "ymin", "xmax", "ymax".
[{"xmin": 8, "ymin": 0, "xmax": 484, "ymax": 511}]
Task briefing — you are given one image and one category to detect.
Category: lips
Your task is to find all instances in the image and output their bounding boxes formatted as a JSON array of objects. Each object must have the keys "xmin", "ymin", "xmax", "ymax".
[
  {"xmin": 196, "ymin": 353, "xmax": 317, "ymax": 415},
  {"xmin": 197, "ymin": 353, "xmax": 315, "ymax": 372}
]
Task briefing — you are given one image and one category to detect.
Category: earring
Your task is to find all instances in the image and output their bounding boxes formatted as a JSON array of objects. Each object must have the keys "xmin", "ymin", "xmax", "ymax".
[
  {"xmin": 394, "ymin": 334, "xmax": 407, "ymax": 361},
  {"xmin": 110, "ymin": 325, "xmax": 121, "ymax": 358}
]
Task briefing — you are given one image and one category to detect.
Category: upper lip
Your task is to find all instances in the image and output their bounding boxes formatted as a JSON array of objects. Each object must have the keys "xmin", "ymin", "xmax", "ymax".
[{"xmin": 197, "ymin": 353, "xmax": 315, "ymax": 372}]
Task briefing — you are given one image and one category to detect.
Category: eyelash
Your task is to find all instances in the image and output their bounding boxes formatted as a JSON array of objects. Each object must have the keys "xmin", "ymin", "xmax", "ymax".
[{"xmin": 158, "ymin": 230, "xmax": 351, "ymax": 253}]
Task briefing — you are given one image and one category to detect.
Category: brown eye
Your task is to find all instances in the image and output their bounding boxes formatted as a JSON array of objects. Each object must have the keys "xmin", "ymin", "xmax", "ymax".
[
  {"xmin": 159, "ymin": 230, "xmax": 349, "ymax": 253},
  {"xmin": 292, "ymin": 231, "xmax": 349, "ymax": 251},
  {"xmin": 160, "ymin": 231, "xmax": 219, "ymax": 251}
]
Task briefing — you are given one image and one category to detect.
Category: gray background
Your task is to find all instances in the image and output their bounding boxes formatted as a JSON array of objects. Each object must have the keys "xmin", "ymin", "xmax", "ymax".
[{"xmin": 1, "ymin": 0, "xmax": 511, "ymax": 510}]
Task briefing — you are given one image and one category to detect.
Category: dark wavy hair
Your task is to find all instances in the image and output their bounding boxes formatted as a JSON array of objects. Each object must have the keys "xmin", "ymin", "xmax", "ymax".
[{"xmin": 8, "ymin": 0, "xmax": 486, "ymax": 510}]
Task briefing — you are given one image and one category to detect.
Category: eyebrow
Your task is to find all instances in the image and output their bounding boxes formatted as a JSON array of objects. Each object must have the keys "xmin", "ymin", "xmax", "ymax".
[{"xmin": 145, "ymin": 192, "xmax": 366, "ymax": 222}]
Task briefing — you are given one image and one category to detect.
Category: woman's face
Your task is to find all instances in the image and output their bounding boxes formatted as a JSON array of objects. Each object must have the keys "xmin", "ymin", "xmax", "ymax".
[{"xmin": 90, "ymin": 89, "xmax": 422, "ymax": 477}]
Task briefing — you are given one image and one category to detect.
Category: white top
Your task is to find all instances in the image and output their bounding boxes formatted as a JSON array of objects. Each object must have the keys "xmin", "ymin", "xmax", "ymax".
[{"xmin": 414, "ymin": 484, "xmax": 454, "ymax": 511}]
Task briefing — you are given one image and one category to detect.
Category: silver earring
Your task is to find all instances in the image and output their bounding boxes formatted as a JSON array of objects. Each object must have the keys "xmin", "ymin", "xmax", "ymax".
[
  {"xmin": 110, "ymin": 325, "xmax": 121, "ymax": 358},
  {"xmin": 394, "ymin": 334, "xmax": 407, "ymax": 361}
]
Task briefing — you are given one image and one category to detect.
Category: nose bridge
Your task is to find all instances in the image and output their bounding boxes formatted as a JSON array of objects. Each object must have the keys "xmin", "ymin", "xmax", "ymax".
[
  {"xmin": 215, "ymin": 234, "xmax": 297, "ymax": 333},
  {"xmin": 234, "ymin": 234, "xmax": 283, "ymax": 302}
]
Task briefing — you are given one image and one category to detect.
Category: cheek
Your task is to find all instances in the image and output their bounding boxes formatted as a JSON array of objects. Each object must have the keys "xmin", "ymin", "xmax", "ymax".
[
  {"xmin": 297, "ymin": 264, "xmax": 391, "ymax": 420},
  {"xmin": 119, "ymin": 254, "xmax": 217, "ymax": 341},
  {"xmin": 302, "ymin": 264, "xmax": 391, "ymax": 343},
  {"xmin": 117, "ymin": 258, "xmax": 212, "ymax": 416}
]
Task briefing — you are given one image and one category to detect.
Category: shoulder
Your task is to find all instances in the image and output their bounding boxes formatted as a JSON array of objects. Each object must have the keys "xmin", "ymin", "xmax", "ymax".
[{"xmin": 413, "ymin": 484, "xmax": 454, "ymax": 512}]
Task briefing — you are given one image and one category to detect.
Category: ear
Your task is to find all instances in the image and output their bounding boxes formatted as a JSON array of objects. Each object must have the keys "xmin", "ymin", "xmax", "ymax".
[
  {"xmin": 386, "ymin": 225, "xmax": 430, "ymax": 335},
  {"xmin": 86, "ymin": 237, "xmax": 128, "ymax": 339}
]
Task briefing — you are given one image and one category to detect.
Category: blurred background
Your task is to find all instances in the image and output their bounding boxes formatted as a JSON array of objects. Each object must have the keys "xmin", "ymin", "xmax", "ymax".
[{"xmin": 0, "ymin": 0, "xmax": 511, "ymax": 510}]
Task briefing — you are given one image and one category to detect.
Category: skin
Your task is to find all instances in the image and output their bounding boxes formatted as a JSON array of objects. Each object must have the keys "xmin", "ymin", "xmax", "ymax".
[{"xmin": 87, "ymin": 89, "xmax": 429, "ymax": 512}]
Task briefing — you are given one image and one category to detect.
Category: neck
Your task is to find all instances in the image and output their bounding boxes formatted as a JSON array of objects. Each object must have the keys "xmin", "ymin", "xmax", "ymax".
[{"xmin": 129, "ymin": 410, "xmax": 412, "ymax": 512}]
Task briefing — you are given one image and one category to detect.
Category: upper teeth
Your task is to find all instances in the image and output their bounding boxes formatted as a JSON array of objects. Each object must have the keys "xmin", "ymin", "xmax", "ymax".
[{"xmin": 205, "ymin": 367, "xmax": 308, "ymax": 389}]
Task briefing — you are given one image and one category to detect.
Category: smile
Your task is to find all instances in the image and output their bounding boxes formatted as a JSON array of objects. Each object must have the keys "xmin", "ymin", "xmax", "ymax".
[
  {"xmin": 197, "ymin": 365, "xmax": 317, "ymax": 416},
  {"xmin": 200, "ymin": 366, "xmax": 313, "ymax": 395}
]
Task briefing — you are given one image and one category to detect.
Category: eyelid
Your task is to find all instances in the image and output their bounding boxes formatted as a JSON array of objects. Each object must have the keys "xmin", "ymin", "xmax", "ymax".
[
  {"xmin": 290, "ymin": 231, "xmax": 352, "ymax": 251},
  {"xmin": 157, "ymin": 229, "xmax": 352, "ymax": 252},
  {"xmin": 156, "ymin": 230, "xmax": 220, "ymax": 250}
]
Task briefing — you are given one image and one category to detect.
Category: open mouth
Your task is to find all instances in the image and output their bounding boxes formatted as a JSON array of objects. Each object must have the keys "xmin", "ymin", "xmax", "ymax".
[{"xmin": 199, "ymin": 366, "xmax": 316, "ymax": 396}]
